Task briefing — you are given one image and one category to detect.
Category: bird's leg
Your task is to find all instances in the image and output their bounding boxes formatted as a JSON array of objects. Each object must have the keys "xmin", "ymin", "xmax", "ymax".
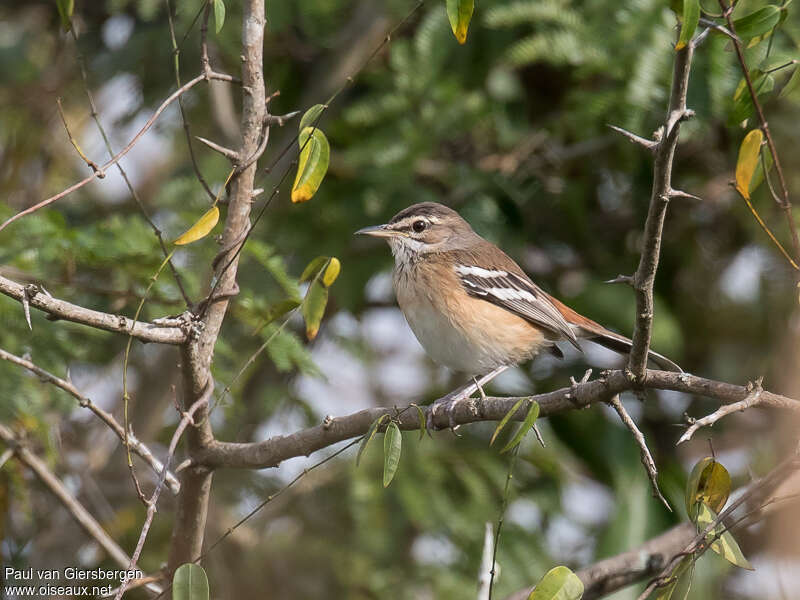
[{"xmin": 427, "ymin": 365, "xmax": 509, "ymax": 431}]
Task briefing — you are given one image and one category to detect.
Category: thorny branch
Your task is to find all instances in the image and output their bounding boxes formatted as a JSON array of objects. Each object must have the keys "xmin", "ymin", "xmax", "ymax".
[
  {"xmin": 194, "ymin": 369, "xmax": 800, "ymax": 470},
  {"xmin": 625, "ymin": 32, "xmax": 696, "ymax": 381},
  {"xmin": 0, "ymin": 274, "xmax": 186, "ymax": 344},
  {"xmin": 607, "ymin": 394, "xmax": 670, "ymax": 510}
]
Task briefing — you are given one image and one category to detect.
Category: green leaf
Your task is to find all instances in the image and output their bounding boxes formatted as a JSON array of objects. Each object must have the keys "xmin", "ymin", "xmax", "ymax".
[
  {"xmin": 779, "ymin": 65, "xmax": 800, "ymax": 99},
  {"xmin": 695, "ymin": 502, "xmax": 754, "ymax": 569},
  {"xmin": 734, "ymin": 130, "xmax": 763, "ymax": 201},
  {"xmin": 446, "ymin": 0, "xmax": 475, "ymax": 45},
  {"xmin": 653, "ymin": 557, "xmax": 693, "ymax": 600},
  {"xmin": 299, "ymin": 104, "xmax": 326, "ymax": 133},
  {"xmin": 410, "ymin": 403, "xmax": 427, "ymax": 440},
  {"xmin": 490, "ymin": 398, "xmax": 526, "ymax": 446},
  {"xmin": 730, "ymin": 70, "xmax": 774, "ymax": 125},
  {"xmin": 291, "ymin": 127, "xmax": 330, "ymax": 203},
  {"xmin": 173, "ymin": 205, "xmax": 220, "ymax": 245},
  {"xmin": 675, "ymin": 0, "xmax": 699, "ymax": 50},
  {"xmin": 500, "ymin": 401, "xmax": 540, "ymax": 454},
  {"xmin": 261, "ymin": 299, "xmax": 301, "ymax": 328},
  {"xmin": 527, "ymin": 565, "xmax": 584, "ymax": 600},
  {"xmin": 172, "ymin": 563, "xmax": 209, "ymax": 600},
  {"xmin": 213, "ymin": 0, "xmax": 225, "ymax": 34},
  {"xmin": 322, "ymin": 257, "xmax": 341, "ymax": 287},
  {"xmin": 301, "ymin": 281, "xmax": 328, "ymax": 341},
  {"xmin": 357, "ymin": 414, "xmax": 388, "ymax": 466},
  {"xmin": 732, "ymin": 6, "xmax": 780, "ymax": 42},
  {"xmin": 383, "ymin": 422, "xmax": 402, "ymax": 487},
  {"xmin": 300, "ymin": 256, "xmax": 330, "ymax": 283}
]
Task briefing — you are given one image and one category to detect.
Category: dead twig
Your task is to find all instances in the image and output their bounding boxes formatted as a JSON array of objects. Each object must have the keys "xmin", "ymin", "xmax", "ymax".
[{"xmin": 608, "ymin": 395, "xmax": 671, "ymax": 511}]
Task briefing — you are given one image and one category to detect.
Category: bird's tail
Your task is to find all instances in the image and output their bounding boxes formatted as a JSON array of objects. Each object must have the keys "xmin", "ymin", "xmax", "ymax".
[
  {"xmin": 546, "ymin": 294, "xmax": 682, "ymax": 372},
  {"xmin": 579, "ymin": 326, "xmax": 682, "ymax": 372}
]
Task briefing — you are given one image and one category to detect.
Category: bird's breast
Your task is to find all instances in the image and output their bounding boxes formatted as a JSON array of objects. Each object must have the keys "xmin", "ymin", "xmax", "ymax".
[{"xmin": 393, "ymin": 261, "xmax": 545, "ymax": 375}]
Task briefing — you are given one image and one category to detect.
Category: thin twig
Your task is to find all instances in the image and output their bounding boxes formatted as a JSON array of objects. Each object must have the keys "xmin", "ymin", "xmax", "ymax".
[
  {"xmin": 719, "ymin": 0, "xmax": 800, "ymax": 265},
  {"xmin": 0, "ymin": 347, "xmax": 180, "ymax": 493},
  {"xmin": 55, "ymin": 98, "xmax": 104, "ymax": 176},
  {"xmin": 0, "ymin": 70, "xmax": 235, "ymax": 234},
  {"xmin": 166, "ymin": 0, "xmax": 217, "ymax": 203},
  {"xmin": 608, "ymin": 395, "xmax": 670, "ymax": 510},
  {"xmin": 678, "ymin": 377, "xmax": 766, "ymax": 444}
]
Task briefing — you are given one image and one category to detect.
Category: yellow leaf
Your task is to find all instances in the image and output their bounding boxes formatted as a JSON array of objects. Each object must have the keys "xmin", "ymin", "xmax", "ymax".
[
  {"xmin": 735, "ymin": 129, "xmax": 763, "ymax": 200},
  {"xmin": 291, "ymin": 127, "xmax": 330, "ymax": 203},
  {"xmin": 685, "ymin": 457, "xmax": 730, "ymax": 520},
  {"xmin": 446, "ymin": 0, "xmax": 474, "ymax": 45},
  {"xmin": 322, "ymin": 257, "xmax": 341, "ymax": 287},
  {"xmin": 174, "ymin": 205, "xmax": 220, "ymax": 245}
]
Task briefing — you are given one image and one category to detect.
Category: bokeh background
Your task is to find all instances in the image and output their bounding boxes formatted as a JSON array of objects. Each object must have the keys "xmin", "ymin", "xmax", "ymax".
[{"xmin": 1, "ymin": 0, "xmax": 800, "ymax": 598}]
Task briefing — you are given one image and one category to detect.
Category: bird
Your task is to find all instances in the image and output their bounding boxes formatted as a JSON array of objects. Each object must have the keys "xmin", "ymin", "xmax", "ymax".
[{"xmin": 355, "ymin": 202, "xmax": 680, "ymax": 426}]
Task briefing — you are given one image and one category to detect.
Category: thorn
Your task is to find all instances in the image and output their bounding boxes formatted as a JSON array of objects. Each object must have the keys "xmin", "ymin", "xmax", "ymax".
[
  {"xmin": 698, "ymin": 18, "xmax": 739, "ymax": 43},
  {"xmin": 195, "ymin": 136, "xmax": 239, "ymax": 162},
  {"xmin": 607, "ymin": 124, "xmax": 658, "ymax": 151},
  {"xmin": 22, "ymin": 286, "xmax": 33, "ymax": 330},
  {"xmin": 669, "ymin": 188, "xmax": 702, "ymax": 201},
  {"xmin": 251, "ymin": 188, "xmax": 264, "ymax": 199},
  {"xmin": 605, "ymin": 274, "xmax": 634, "ymax": 286},
  {"xmin": 265, "ymin": 111, "xmax": 301, "ymax": 127}
]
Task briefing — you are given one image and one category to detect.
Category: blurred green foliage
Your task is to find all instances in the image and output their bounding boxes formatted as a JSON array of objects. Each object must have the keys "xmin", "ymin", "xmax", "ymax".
[{"xmin": 0, "ymin": 0, "xmax": 799, "ymax": 598}]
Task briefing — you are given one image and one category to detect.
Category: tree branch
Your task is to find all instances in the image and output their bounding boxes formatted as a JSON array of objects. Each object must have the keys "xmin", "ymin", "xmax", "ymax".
[
  {"xmin": 0, "ymin": 275, "xmax": 186, "ymax": 344},
  {"xmin": 0, "ymin": 347, "xmax": 180, "ymax": 494},
  {"xmin": 194, "ymin": 369, "xmax": 800, "ymax": 470},
  {"xmin": 503, "ymin": 523, "xmax": 696, "ymax": 600},
  {"xmin": 627, "ymin": 39, "xmax": 696, "ymax": 380}
]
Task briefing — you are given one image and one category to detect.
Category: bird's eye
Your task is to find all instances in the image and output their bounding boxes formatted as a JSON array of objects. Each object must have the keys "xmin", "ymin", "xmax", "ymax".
[{"xmin": 412, "ymin": 220, "xmax": 427, "ymax": 233}]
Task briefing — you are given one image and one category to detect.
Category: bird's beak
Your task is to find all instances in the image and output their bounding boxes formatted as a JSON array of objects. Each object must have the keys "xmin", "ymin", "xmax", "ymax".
[{"xmin": 354, "ymin": 223, "xmax": 398, "ymax": 238}]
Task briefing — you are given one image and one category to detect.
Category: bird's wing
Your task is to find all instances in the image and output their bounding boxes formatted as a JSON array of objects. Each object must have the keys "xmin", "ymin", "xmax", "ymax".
[{"xmin": 454, "ymin": 264, "xmax": 581, "ymax": 350}]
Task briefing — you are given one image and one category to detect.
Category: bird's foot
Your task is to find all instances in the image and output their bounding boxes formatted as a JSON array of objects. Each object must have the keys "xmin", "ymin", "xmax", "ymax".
[{"xmin": 427, "ymin": 387, "xmax": 473, "ymax": 435}]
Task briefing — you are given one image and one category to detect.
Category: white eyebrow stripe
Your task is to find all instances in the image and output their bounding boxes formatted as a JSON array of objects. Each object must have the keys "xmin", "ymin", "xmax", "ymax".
[
  {"xmin": 455, "ymin": 265, "xmax": 508, "ymax": 278},
  {"xmin": 486, "ymin": 287, "xmax": 537, "ymax": 302}
]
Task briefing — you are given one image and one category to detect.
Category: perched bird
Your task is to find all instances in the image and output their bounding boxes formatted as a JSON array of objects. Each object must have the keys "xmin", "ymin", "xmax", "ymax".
[{"xmin": 356, "ymin": 202, "xmax": 680, "ymax": 423}]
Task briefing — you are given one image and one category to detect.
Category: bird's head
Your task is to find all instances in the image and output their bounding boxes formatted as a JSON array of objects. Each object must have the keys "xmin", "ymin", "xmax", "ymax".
[{"xmin": 355, "ymin": 202, "xmax": 474, "ymax": 262}]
